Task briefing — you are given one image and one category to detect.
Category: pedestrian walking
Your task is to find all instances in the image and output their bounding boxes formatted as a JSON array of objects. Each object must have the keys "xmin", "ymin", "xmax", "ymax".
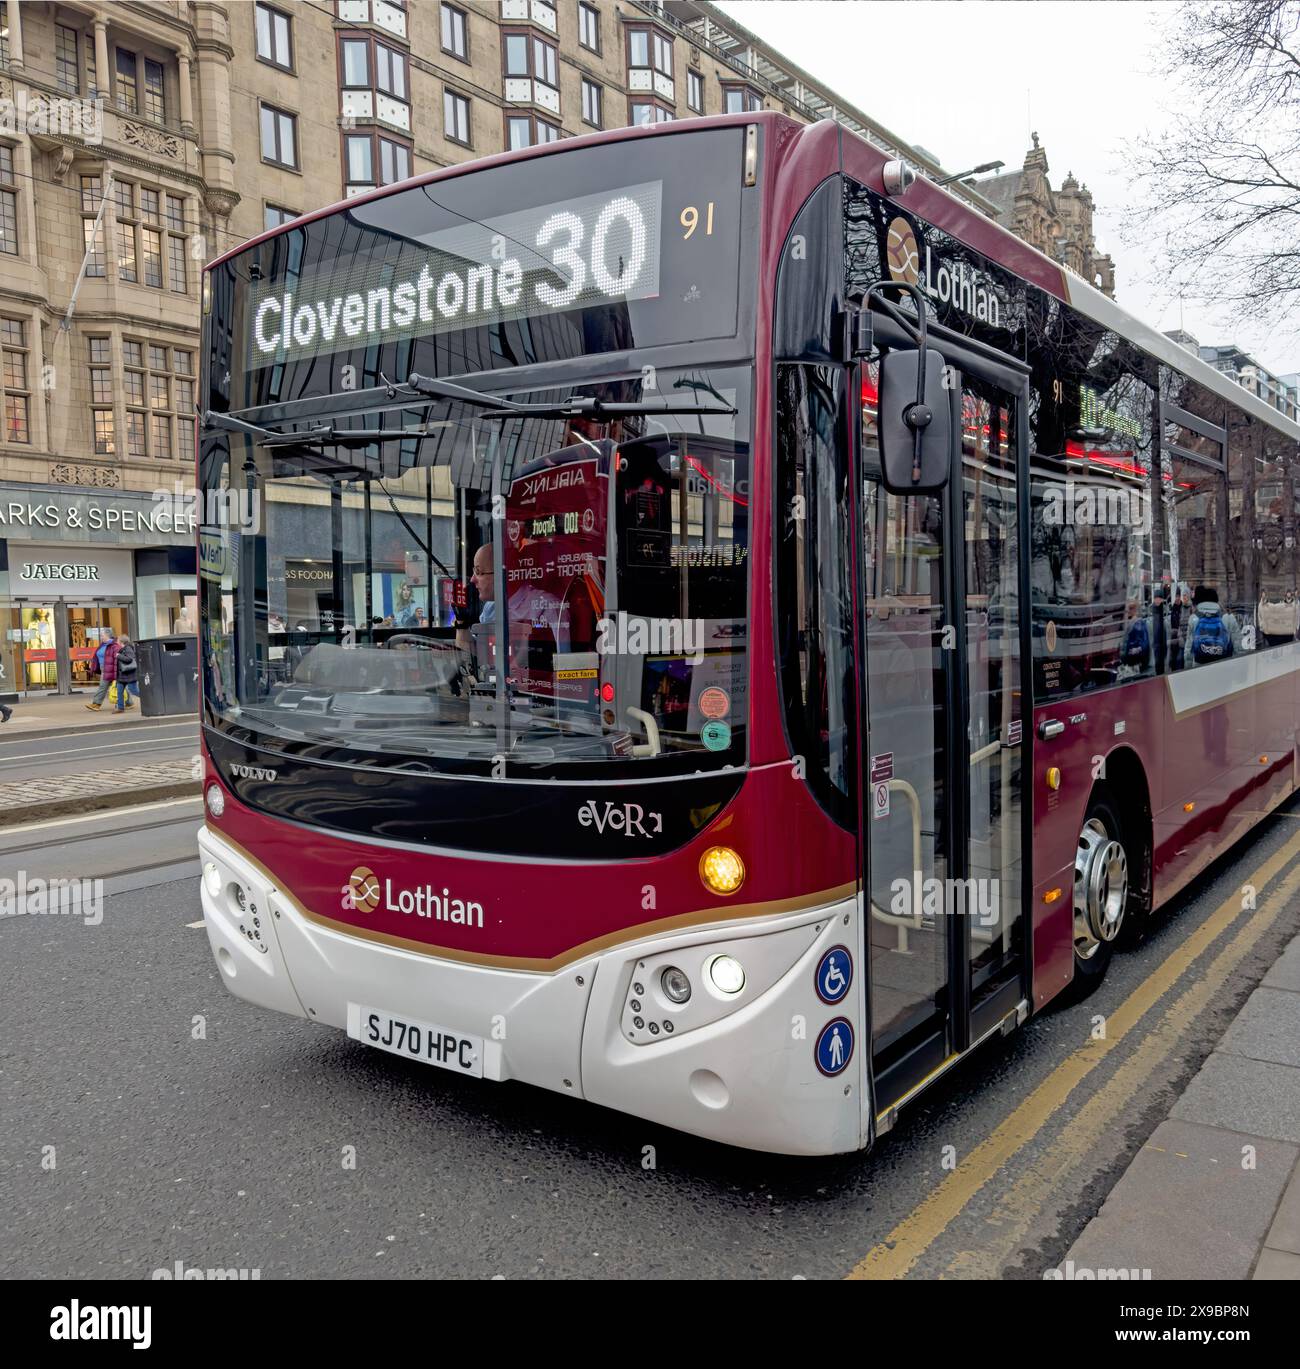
[
  {"xmin": 113, "ymin": 635, "xmax": 140, "ymax": 713},
  {"xmin": 84, "ymin": 628, "xmax": 118, "ymax": 711}
]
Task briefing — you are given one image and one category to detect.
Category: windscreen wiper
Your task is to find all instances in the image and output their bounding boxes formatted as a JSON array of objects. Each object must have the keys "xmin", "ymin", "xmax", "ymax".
[
  {"xmin": 201, "ymin": 410, "xmax": 445, "ymax": 448},
  {"xmin": 406, "ymin": 372, "xmax": 735, "ymax": 419}
]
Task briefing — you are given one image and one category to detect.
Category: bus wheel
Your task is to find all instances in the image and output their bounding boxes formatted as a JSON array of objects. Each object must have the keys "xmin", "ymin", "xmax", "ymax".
[{"xmin": 1071, "ymin": 792, "xmax": 1129, "ymax": 995}]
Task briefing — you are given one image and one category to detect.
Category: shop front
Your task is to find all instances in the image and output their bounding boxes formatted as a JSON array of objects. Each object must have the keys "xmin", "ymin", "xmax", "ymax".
[{"xmin": 0, "ymin": 486, "xmax": 197, "ymax": 699}]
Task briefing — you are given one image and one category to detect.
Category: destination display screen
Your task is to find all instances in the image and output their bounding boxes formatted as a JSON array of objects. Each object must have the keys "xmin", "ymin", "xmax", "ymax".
[
  {"xmin": 247, "ymin": 182, "xmax": 664, "ymax": 366},
  {"xmin": 215, "ymin": 126, "xmax": 753, "ymax": 401}
]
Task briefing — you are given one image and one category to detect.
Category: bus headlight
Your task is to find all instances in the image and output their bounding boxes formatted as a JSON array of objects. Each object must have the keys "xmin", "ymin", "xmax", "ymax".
[
  {"xmin": 661, "ymin": 966, "xmax": 692, "ymax": 1004},
  {"xmin": 205, "ymin": 784, "xmax": 225, "ymax": 818},
  {"xmin": 706, "ymin": 954, "xmax": 746, "ymax": 996},
  {"xmin": 700, "ymin": 846, "xmax": 745, "ymax": 895},
  {"xmin": 203, "ymin": 862, "xmax": 221, "ymax": 897}
]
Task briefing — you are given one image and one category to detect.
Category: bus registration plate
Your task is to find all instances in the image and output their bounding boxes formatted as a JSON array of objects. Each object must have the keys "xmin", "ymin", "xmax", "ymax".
[{"xmin": 347, "ymin": 1003, "xmax": 484, "ymax": 1078}]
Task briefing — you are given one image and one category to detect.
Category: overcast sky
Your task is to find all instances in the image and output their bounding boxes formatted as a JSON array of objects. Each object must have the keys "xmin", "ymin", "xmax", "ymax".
[{"xmin": 716, "ymin": 0, "xmax": 1298, "ymax": 376}]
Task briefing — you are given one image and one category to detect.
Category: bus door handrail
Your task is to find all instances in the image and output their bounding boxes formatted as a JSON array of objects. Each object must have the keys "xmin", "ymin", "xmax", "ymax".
[{"xmin": 869, "ymin": 778, "xmax": 923, "ymax": 953}]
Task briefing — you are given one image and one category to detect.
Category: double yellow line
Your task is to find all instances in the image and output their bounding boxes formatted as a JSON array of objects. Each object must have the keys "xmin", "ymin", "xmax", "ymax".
[{"xmin": 848, "ymin": 823, "xmax": 1300, "ymax": 1279}]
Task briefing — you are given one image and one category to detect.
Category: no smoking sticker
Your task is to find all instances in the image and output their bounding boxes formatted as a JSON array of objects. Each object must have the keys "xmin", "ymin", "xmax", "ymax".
[{"xmin": 873, "ymin": 781, "xmax": 890, "ymax": 820}]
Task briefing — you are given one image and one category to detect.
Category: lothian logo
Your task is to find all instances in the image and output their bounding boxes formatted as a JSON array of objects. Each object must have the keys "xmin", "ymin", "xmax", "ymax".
[
  {"xmin": 346, "ymin": 866, "xmax": 382, "ymax": 913},
  {"xmin": 343, "ymin": 865, "xmax": 483, "ymax": 928}
]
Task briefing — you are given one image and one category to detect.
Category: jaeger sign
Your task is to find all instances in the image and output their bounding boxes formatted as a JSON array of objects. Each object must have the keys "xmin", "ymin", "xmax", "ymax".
[{"xmin": 9, "ymin": 545, "xmax": 134, "ymax": 597}]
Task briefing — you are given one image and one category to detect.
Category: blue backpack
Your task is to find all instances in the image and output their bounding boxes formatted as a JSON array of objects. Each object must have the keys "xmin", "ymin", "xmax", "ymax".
[
  {"xmin": 1191, "ymin": 611, "xmax": 1233, "ymax": 664},
  {"xmin": 1121, "ymin": 618, "xmax": 1150, "ymax": 667}
]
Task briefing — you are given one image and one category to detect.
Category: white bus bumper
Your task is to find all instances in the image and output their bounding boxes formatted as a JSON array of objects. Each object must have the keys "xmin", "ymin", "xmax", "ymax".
[{"xmin": 198, "ymin": 826, "xmax": 865, "ymax": 1155}]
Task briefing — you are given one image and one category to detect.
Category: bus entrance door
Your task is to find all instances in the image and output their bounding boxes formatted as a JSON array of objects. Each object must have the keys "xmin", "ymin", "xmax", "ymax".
[{"xmin": 856, "ymin": 342, "xmax": 1032, "ymax": 1124}]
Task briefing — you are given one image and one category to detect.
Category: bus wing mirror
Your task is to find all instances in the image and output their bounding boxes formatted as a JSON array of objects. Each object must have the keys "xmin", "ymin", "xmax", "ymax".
[{"xmin": 877, "ymin": 348, "xmax": 951, "ymax": 494}]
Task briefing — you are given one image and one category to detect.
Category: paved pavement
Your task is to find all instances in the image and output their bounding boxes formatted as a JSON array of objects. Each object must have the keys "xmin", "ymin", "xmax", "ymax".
[
  {"xmin": 1, "ymin": 690, "xmax": 193, "ymax": 737},
  {"xmin": 1067, "ymin": 933, "xmax": 1300, "ymax": 1280}
]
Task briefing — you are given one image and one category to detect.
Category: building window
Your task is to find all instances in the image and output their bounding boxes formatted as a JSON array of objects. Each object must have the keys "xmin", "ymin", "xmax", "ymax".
[
  {"xmin": 90, "ymin": 337, "xmax": 114, "ymax": 454},
  {"xmin": 503, "ymin": 31, "xmax": 558, "ymax": 90},
  {"xmin": 2, "ymin": 316, "xmax": 29, "ymax": 445},
  {"xmin": 167, "ymin": 235, "xmax": 187, "ymax": 294},
  {"xmin": 255, "ymin": 4, "xmax": 294, "ymax": 70},
  {"xmin": 722, "ymin": 85, "xmax": 763, "ymax": 114},
  {"xmin": 687, "ymin": 69, "xmax": 703, "ymax": 112},
  {"xmin": 259, "ymin": 104, "xmax": 298, "ymax": 168},
  {"xmin": 506, "ymin": 114, "xmax": 560, "ymax": 150},
  {"xmin": 56, "ymin": 25, "xmax": 81, "ymax": 95},
  {"xmin": 374, "ymin": 41, "xmax": 407, "ymax": 100},
  {"xmin": 80, "ymin": 176, "xmax": 106, "ymax": 276},
  {"xmin": 142, "ymin": 224, "xmax": 162, "ymax": 289},
  {"xmin": 379, "ymin": 135, "xmax": 410, "ymax": 183},
  {"xmin": 345, "ymin": 132, "xmax": 411, "ymax": 194},
  {"xmin": 0, "ymin": 144, "xmax": 17, "ymax": 255},
  {"xmin": 441, "ymin": 4, "xmax": 468, "ymax": 61},
  {"xmin": 123, "ymin": 340, "xmax": 192, "ymax": 459},
  {"xmin": 114, "ymin": 179, "xmax": 137, "ymax": 282},
  {"xmin": 630, "ymin": 100, "xmax": 673, "ymax": 127},
  {"xmin": 94, "ymin": 410, "xmax": 116, "ymax": 455},
  {"xmin": 581, "ymin": 78, "xmax": 602, "ymax": 128},
  {"xmin": 124, "ymin": 339, "xmax": 145, "ymax": 456},
  {"xmin": 0, "ymin": 4, "xmax": 8, "ymax": 67},
  {"xmin": 144, "ymin": 58, "xmax": 165, "ymax": 121},
  {"xmin": 264, "ymin": 204, "xmax": 298, "ymax": 231},
  {"xmin": 115, "ymin": 49, "xmax": 138, "ymax": 113},
  {"xmin": 340, "ymin": 33, "xmax": 409, "ymax": 122},
  {"xmin": 578, "ymin": 3, "xmax": 600, "ymax": 53},
  {"xmin": 345, "ymin": 134, "xmax": 373, "ymax": 188},
  {"xmin": 628, "ymin": 28, "xmax": 673, "ymax": 78},
  {"xmin": 444, "ymin": 90, "xmax": 471, "ymax": 146},
  {"xmin": 341, "ymin": 37, "xmax": 369, "ymax": 88}
]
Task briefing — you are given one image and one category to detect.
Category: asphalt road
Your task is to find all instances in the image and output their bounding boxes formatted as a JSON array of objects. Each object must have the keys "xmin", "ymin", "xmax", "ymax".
[{"xmin": 3, "ymin": 795, "xmax": 1299, "ymax": 1280}]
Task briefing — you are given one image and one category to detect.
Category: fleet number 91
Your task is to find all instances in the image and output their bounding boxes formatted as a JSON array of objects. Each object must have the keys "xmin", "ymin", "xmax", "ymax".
[{"xmin": 681, "ymin": 203, "xmax": 715, "ymax": 238}]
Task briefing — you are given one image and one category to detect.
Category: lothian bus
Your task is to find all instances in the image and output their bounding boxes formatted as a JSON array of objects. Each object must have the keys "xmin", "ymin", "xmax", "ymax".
[{"xmin": 196, "ymin": 112, "xmax": 1300, "ymax": 1156}]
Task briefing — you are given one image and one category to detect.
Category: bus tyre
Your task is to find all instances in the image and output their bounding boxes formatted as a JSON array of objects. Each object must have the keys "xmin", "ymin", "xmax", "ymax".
[{"xmin": 1069, "ymin": 791, "xmax": 1130, "ymax": 997}]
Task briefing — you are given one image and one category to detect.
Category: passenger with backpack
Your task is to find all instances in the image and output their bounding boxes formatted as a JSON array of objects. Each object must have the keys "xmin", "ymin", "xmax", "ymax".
[
  {"xmin": 1119, "ymin": 602, "xmax": 1152, "ymax": 676},
  {"xmin": 1184, "ymin": 586, "xmax": 1240, "ymax": 668},
  {"xmin": 113, "ymin": 635, "xmax": 140, "ymax": 713}
]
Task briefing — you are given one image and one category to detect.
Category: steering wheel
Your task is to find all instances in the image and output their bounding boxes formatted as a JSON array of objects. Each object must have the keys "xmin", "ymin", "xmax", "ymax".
[{"xmin": 383, "ymin": 634, "xmax": 457, "ymax": 653}]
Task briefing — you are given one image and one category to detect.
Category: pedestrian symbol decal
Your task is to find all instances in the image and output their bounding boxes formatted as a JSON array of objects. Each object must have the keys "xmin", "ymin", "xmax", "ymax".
[
  {"xmin": 815, "ymin": 946, "xmax": 852, "ymax": 1005},
  {"xmin": 815, "ymin": 1017, "xmax": 854, "ymax": 1076}
]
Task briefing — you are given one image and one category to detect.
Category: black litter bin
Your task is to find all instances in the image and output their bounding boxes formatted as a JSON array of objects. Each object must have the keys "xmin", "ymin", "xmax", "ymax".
[{"xmin": 136, "ymin": 636, "xmax": 199, "ymax": 717}]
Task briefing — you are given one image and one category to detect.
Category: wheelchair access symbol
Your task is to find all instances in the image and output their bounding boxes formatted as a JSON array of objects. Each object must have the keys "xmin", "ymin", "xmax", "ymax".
[
  {"xmin": 815, "ymin": 946, "xmax": 852, "ymax": 1005},
  {"xmin": 815, "ymin": 1018, "xmax": 854, "ymax": 1077}
]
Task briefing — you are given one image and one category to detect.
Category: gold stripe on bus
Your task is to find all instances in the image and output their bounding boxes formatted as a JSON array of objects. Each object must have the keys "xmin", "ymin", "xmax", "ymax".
[{"xmin": 217, "ymin": 830, "xmax": 855, "ymax": 972}]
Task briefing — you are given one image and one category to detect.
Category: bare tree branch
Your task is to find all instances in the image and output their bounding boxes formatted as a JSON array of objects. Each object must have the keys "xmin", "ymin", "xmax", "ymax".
[{"xmin": 1125, "ymin": 1, "xmax": 1300, "ymax": 323}]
